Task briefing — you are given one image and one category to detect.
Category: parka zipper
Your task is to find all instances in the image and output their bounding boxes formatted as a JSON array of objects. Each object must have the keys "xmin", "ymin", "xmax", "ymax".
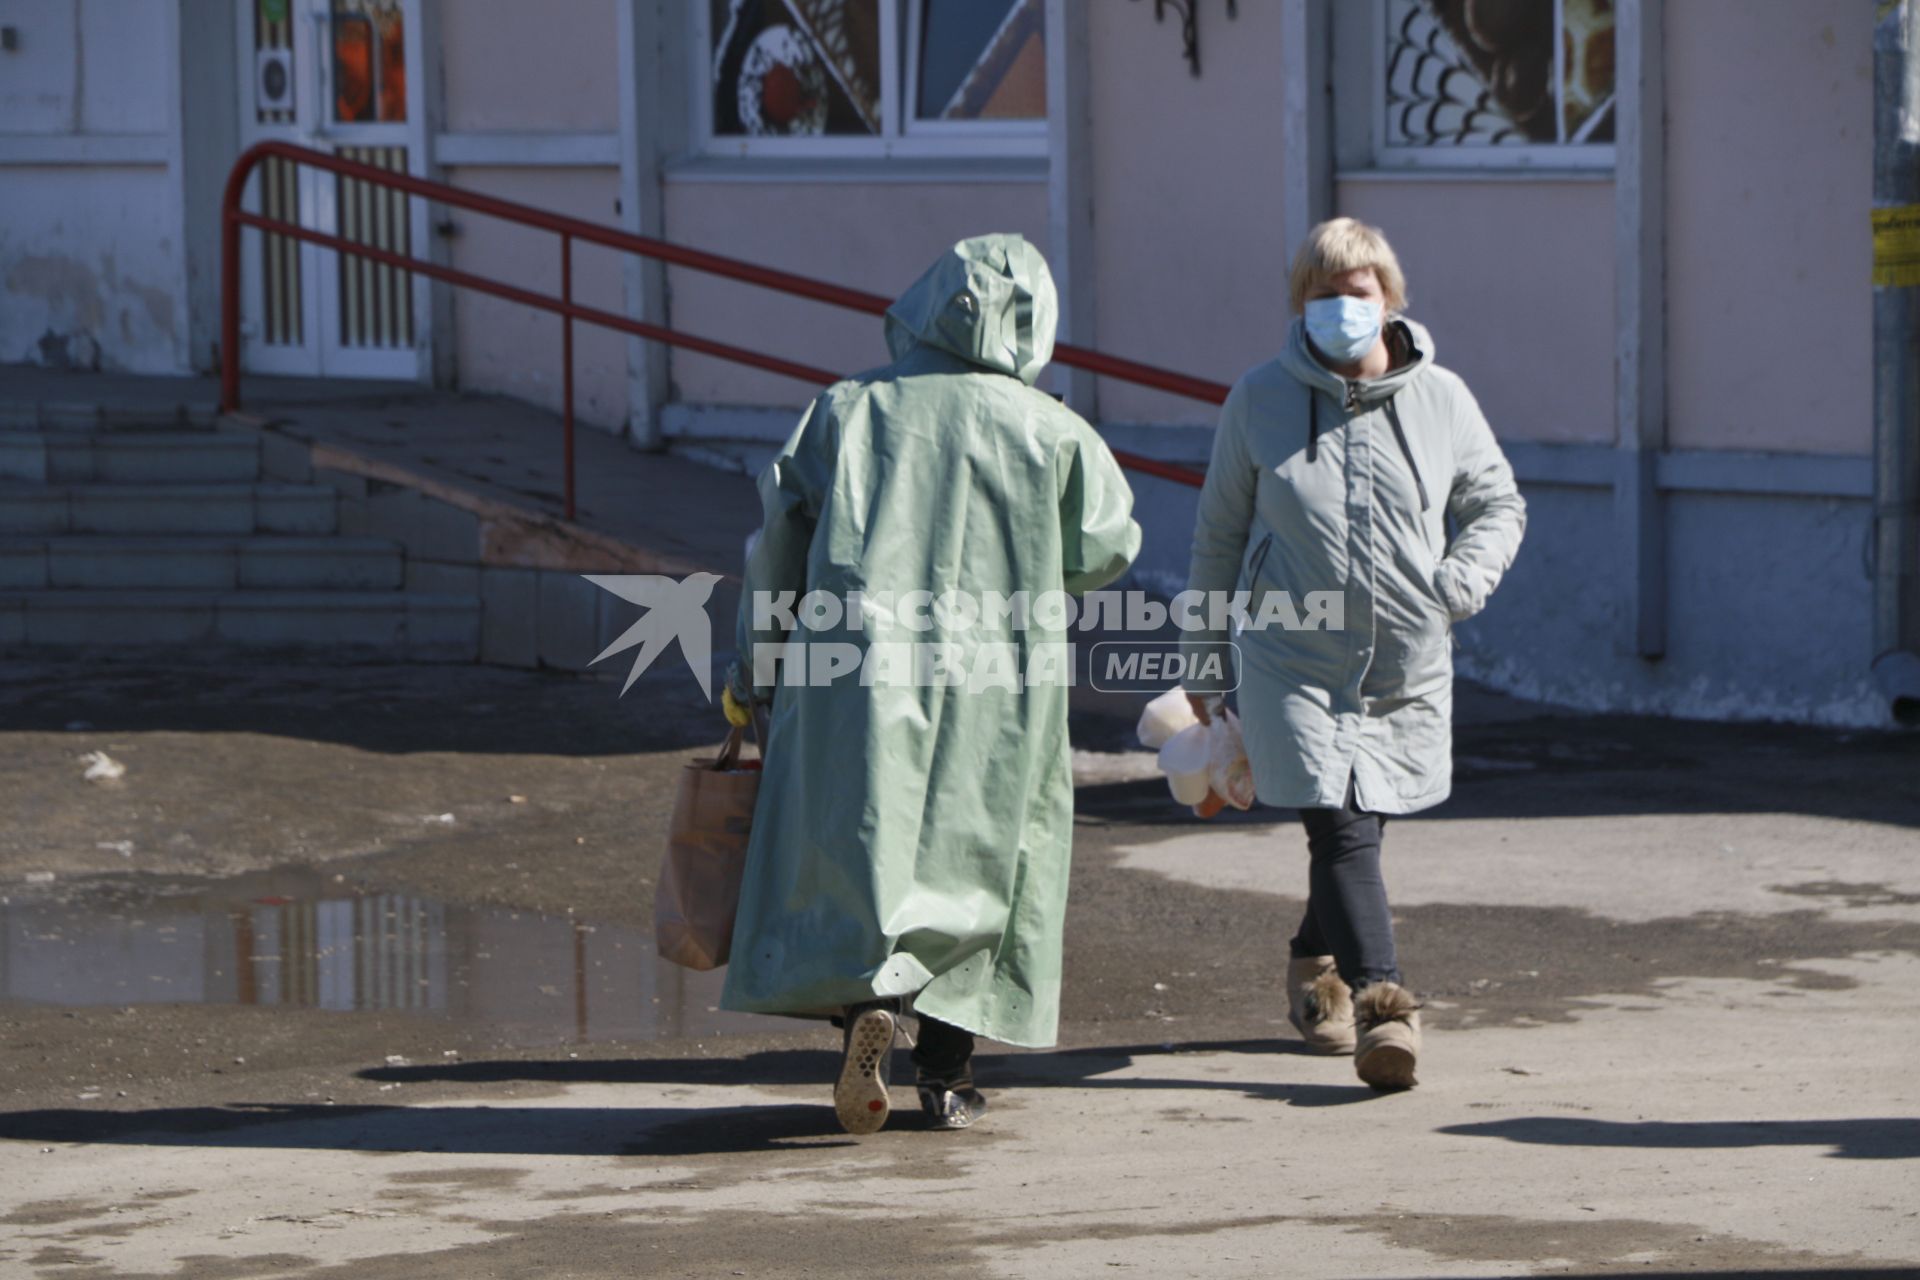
[
  {"xmin": 1308, "ymin": 380, "xmax": 1357, "ymax": 462},
  {"xmin": 1312, "ymin": 383, "xmax": 1426, "ymax": 516}
]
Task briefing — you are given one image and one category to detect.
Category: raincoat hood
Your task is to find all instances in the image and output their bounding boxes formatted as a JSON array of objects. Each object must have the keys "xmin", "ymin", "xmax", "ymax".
[
  {"xmin": 1280, "ymin": 314, "xmax": 1435, "ymax": 404},
  {"xmin": 884, "ymin": 233, "xmax": 1058, "ymax": 385}
]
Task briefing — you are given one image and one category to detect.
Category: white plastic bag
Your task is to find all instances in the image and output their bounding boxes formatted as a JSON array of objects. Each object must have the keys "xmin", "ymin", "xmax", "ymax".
[
  {"xmin": 1156, "ymin": 723, "xmax": 1213, "ymax": 805},
  {"xmin": 1143, "ymin": 685, "xmax": 1253, "ymax": 815},
  {"xmin": 1206, "ymin": 709, "xmax": 1256, "ymax": 811},
  {"xmin": 1136, "ymin": 686, "xmax": 1199, "ymax": 749}
]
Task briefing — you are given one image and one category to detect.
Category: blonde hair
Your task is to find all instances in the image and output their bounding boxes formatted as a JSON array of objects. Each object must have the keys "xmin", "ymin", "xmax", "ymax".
[{"xmin": 1288, "ymin": 217, "xmax": 1407, "ymax": 315}]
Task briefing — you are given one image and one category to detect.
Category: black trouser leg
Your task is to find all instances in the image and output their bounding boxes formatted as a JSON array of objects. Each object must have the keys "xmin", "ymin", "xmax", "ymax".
[
  {"xmin": 912, "ymin": 1016, "xmax": 976, "ymax": 1083},
  {"xmin": 1288, "ymin": 802, "xmax": 1400, "ymax": 993}
]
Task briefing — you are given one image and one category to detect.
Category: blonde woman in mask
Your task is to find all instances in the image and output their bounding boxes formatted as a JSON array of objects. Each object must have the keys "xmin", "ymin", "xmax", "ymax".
[{"xmin": 1182, "ymin": 217, "xmax": 1526, "ymax": 1090}]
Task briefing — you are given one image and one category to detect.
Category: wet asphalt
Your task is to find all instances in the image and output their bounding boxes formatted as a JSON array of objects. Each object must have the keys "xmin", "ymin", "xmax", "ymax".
[{"xmin": 2, "ymin": 656, "xmax": 1918, "ymax": 1276}]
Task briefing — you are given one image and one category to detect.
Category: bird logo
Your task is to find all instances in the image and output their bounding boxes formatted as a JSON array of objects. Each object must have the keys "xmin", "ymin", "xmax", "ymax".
[{"xmin": 583, "ymin": 573, "xmax": 723, "ymax": 697}]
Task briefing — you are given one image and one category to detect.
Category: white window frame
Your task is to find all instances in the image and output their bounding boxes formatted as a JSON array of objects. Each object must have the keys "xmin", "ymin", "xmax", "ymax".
[
  {"xmin": 691, "ymin": 0, "xmax": 1048, "ymax": 160},
  {"xmin": 901, "ymin": 0, "xmax": 1049, "ymax": 144},
  {"xmin": 1369, "ymin": 0, "xmax": 1614, "ymax": 173}
]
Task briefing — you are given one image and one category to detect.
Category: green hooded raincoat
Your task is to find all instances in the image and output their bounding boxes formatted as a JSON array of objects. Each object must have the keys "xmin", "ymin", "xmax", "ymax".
[
  {"xmin": 1182, "ymin": 317, "xmax": 1526, "ymax": 816},
  {"xmin": 720, "ymin": 234, "xmax": 1141, "ymax": 1048}
]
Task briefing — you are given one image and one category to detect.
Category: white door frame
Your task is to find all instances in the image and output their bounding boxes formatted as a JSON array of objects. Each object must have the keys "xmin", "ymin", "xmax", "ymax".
[{"xmin": 233, "ymin": 0, "xmax": 431, "ymax": 382}]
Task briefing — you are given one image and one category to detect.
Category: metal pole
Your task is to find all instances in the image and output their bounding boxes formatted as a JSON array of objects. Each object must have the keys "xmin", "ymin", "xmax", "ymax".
[
  {"xmin": 1873, "ymin": 1, "xmax": 1920, "ymax": 722},
  {"xmin": 562, "ymin": 232, "xmax": 576, "ymax": 522},
  {"xmin": 220, "ymin": 189, "xmax": 244, "ymax": 413},
  {"xmin": 1614, "ymin": 0, "xmax": 1666, "ymax": 660}
]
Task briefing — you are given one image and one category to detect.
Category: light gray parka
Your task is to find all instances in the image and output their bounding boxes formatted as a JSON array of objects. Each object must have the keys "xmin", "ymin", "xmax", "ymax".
[{"xmin": 1182, "ymin": 318, "xmax": 1526, "ymax": 815}]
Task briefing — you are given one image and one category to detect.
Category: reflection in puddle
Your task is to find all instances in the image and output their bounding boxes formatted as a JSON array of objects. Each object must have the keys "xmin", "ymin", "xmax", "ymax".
[{"xmin": 1, "ymin": 882, "xmax": 767, "ymax": 1045}]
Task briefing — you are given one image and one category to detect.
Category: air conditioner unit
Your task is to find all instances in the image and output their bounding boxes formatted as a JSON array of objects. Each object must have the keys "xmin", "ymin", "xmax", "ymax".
[{"xmin": 256, "ymin": 47, "xmax": 294, "ymax": 115}]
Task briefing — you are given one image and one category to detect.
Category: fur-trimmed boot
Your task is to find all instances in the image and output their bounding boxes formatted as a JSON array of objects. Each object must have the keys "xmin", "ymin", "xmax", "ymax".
[
  {"xmin": 1286, "ymin": 955, "xmax": 1356, "ymax": 1054},
  {"xmin": 1353, "ymin": 981, "xmax": 1422, "ymax": 1092}
]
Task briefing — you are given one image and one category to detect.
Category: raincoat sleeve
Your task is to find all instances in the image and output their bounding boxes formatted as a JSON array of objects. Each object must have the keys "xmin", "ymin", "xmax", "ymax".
[
  {"xmin": 729, "ymin": 396, "xmax": 837, "ymax": 703},
  {"xmin": 1058, "ymin": 419, "xmax": 1142, "ymax": 595},
  {"xmin": 1180, "ymin": 382, "xmax": 1256, "ymax": 692},
  {"xmin": 1432, "ymin": 381, "xmax": 1527, "ymax": 622}
]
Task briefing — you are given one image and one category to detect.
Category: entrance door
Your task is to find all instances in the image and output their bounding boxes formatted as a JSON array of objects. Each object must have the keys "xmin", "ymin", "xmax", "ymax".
[{"xmin": 235, "ymin": 0, "xmax": 429, "ymax": 381}]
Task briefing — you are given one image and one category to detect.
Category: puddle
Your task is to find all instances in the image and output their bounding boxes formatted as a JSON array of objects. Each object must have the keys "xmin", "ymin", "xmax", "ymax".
[{"xmin": 0, "ymin": 872, "xmax": 768, "ymax": 1046}]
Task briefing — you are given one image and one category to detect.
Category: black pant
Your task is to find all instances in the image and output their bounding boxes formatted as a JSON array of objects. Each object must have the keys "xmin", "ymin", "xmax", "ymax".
[
  {"xmin": 912, "ymin": 1015, "xmax": 975, "ymax": 1083},
  {"xmin": 844, "ymin": 1000, "xmax": 975, "ymax": 1081},
  {"xmin": 1288, "ymin": 801, "xmax": 1401, "ymax": 992}
]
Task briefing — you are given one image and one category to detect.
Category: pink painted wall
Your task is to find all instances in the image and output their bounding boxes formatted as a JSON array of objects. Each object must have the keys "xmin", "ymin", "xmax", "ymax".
[
  {"xmin": 419, "ymin": 0, "xmax": 1874, "ymax": 460},
  {"xmin": 0, "ymin": 0, "xmax": 182, "ymax": 372},
  {"xmin": 443, "ymin": 167, "xmax": 627, "ymax": 428},
  {"xmin": 438, "ymin": 0, "xmax": 619, "ymax": 132},
  {"xmin": 1337, "ymin": 179, "xmax": 1615, "ymax": 446},
  {"xmin": 0, "ymin": 0, "xmax": 167, "ymax": 133},
  {"xmin": 80, "ymin": 0, "xmax": 170, "ymax": 133},
  {"xmin": 661, "ymin": 179, "xmax": 1048, "ymax": 406},
  {"xmin": 1665, "ymin": 1, "xmax": 1873, "ymax": 455},
  {"xmin": 3, "ymin": 167, "xmax": 181, "ymax": 374},
  {"xmin": 1085, "ymin": 0, "xmax": 1291, "ymax": 426},
  {"xmin": 435, "ymin": 0, "xmax": 621, "ymax": 423}
]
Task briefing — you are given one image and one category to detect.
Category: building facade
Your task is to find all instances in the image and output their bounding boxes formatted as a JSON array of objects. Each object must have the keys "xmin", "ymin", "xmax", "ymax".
[{"xmin": 1, "ymin": 1, "xmax": 1910, "ymax": 725}]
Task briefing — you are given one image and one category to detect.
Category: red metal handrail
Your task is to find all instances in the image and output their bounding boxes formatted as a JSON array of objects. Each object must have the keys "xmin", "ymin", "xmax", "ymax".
[{"xmin": 220, "ymin": 141, "xmax": 1215, "ymax": 517}]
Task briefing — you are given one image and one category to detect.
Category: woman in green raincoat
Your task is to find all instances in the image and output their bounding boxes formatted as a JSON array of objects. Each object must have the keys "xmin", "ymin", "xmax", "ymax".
[{"xmin": 721, "ymin": 234, "xmax": 1140, "ymax": 1134}]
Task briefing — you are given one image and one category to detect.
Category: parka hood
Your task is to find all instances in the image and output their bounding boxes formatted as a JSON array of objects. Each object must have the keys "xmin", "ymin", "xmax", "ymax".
[
  {"xmin": 884, "ymin": 233, "xmax": 1058, "ymax": 385},
  {"xmin": 1279, "ymin": 314, "xmax": 1435, "ymax": 404}
]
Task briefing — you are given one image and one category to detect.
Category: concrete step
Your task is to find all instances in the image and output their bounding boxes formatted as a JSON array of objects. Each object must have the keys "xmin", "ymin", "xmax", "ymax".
[
  {"xmin": 0, "ymin": 483, "xmax": 336, "ymax": 536},
  {"xmin": 0, "ymin": 432, "xmax": 260, "ymax": 484},
  {"xmin": 0, "ymin": 401, "xmax": 221, "ymax": 432},
  {"xmin": 0, "ymin": 536, "xmax": 404, "ymax": 591},
  {"xmin": 0, "ymin": 590, "xmax": 479, "ymax": 660}
]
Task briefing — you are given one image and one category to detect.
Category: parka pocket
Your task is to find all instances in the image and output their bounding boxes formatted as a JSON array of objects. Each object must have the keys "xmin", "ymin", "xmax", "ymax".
[
  {"xmin": 1400, "ymin": 522, "xmax": 1450, "ymax": 618},
  {"xmin": 1243, "ymin": 533, "xmax": 1275, "ymax": 593},
  {"xmin": 1418, "ymin": 545, "xmax": 1449, "ymax": 615},
  {"xmin": 1414, "ymin": 533, "xmax": 1472, "ymax": 625},
  {"xmin": 1376, "ymin": 559, "xmax": 1453, "ymax": 692},
  {"xmin": 1233, "ymin": 532, "xmax": 1278, "ymax": 629},
  {"xmin": 1242, "ymin": 531, "xmax": 1286, "ymax": 617}
]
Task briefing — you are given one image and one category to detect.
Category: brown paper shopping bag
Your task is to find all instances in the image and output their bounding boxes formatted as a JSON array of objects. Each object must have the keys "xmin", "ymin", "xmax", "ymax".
[{"xmin": 655, "ymin": 718, "xmax": 762, "ymax": 970}]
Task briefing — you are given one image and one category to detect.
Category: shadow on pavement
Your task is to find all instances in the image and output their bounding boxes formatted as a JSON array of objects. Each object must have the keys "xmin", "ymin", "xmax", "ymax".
[
  {"xmin": 0, "ymin": 1100, "xmax": 864, "ymax": 1156},
  {"xmin": 1437, "ymin": 1116, "xmax": 1920, "ymax": 1161},
  {"xmin": 0, "ymin": 1040, "xmax": 1391, "ymax": 1157},
  {"xmin": 1433, "ymin": 1274, "xmax": 1917, "ymax": 1280},
  {"xmin": 346, "ymin": 1038, "xmax": 1345, "ymax": 1085},
  {"xmin": 12, "ymin": 1092, "xmax": 1912, "ymax": 1163},
  {"xmin": 350, "ymin": 1037, "xmax": 1374, "ymax": 1105},
  {"xmin": 1075, "ymin": 709, "xmax": 1920, "ymax": 830}
]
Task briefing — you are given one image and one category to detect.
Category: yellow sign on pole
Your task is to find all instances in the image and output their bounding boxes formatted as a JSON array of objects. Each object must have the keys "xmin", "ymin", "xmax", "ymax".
[{"xmin": 1874, "ymin": 205, "xmax": 1920, "ymax": 289}]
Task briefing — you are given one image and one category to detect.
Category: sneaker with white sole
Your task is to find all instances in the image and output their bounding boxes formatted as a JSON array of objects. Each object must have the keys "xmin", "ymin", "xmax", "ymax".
[{"xmin": 834, "ymin": 1003, "xmax": 898, "ymax": 1134}]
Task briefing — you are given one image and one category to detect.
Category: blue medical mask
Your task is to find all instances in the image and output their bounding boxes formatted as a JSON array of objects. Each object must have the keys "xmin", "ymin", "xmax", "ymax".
[{"xmin": 1304, "ymin": 296, "xmax": 1384, "ymax": 364}]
